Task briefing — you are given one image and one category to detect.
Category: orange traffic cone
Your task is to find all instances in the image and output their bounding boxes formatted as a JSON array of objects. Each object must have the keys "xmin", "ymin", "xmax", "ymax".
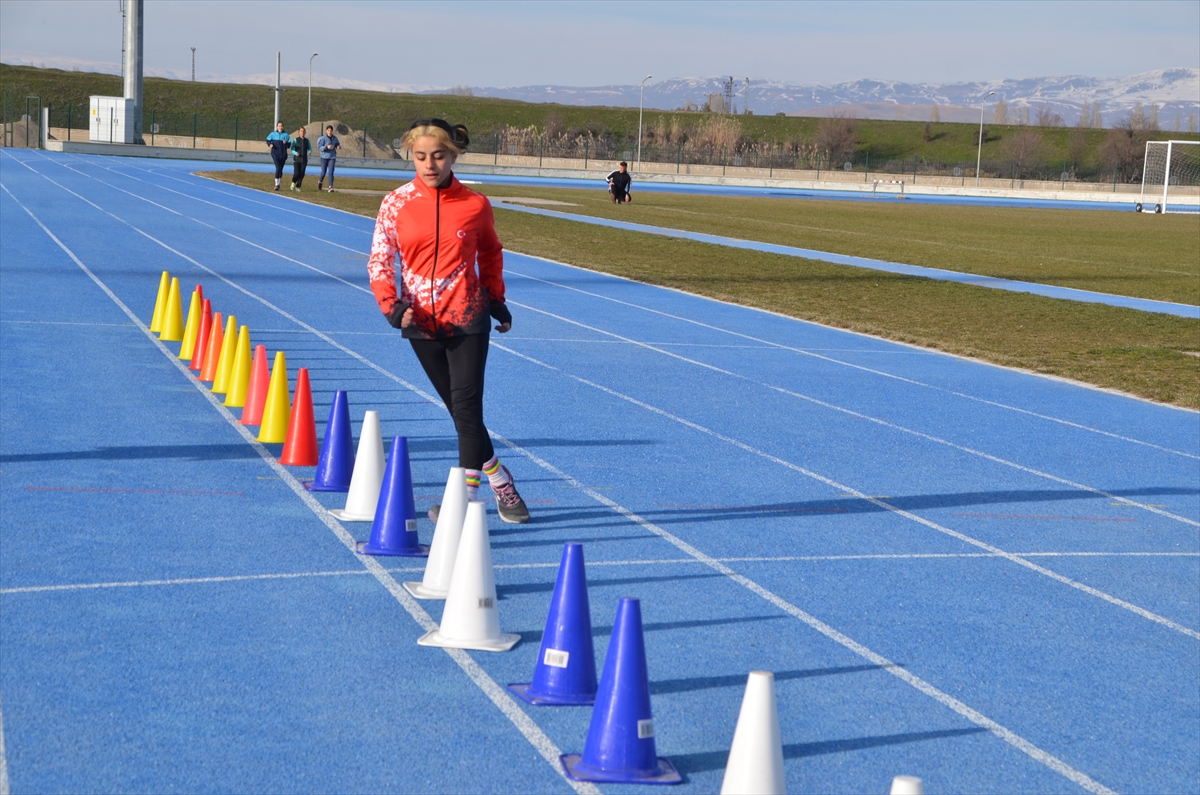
[
  {"xmin": 199, "ymin": 311, "xmax": 224, "ymax": 383},
  {"xmin": 159, "ymin": 277, "xmax": 185, "ymax": 342},
  {"xmin": 240, "ymin": 345, "xmax": 270, "ymax": 425},
  {"xmin": 257, "ymin": 352, "xmax": 291, "ymax": 444},
  {"xmin": 279, "ymin": 368, "xmax": 318, "ymax": 465},
  {"xmin": 189, "ymin": 299, "xmax": 212, "ymax": 372},
  {"xmin": 149, "ymin": 270, "xmax": 169, "ymax": 333}
]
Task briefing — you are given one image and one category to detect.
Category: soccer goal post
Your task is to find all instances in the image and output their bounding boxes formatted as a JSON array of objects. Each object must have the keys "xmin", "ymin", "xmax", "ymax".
[{"xmin": 1138, "ymin": 140, "xmax": 1200, "ymax": 213}]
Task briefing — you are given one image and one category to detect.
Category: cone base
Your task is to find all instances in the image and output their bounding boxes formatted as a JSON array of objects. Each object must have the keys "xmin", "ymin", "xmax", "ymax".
[
  {"xmin": 402, "ymin": 581, "xmax": 449, "ymax": 600},
  {"xmin": 328, "ymin": 508, "xmax": 376, "ymax": 522},
  {"xmin": 508, "ymin": 682, "xmax": 595, "ymax": 706},
  {"xmin": 417, "ymin": 628, "xmax": 519, "ymax": 652},
  {"xmin": 356, "ymin": 540, "xmax": 429, "ymax": 558},
  {"xmin": 560, "ymin": 754, "xmax": 682, "ymax": 785},
  {"xmin": 303, "ymin": 480, "xmax": 351, "ymax": 493}
]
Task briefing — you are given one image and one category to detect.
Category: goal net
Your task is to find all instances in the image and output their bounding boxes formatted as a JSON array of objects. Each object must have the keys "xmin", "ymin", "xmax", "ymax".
[{"xmin": 1139, "ymin": 140, "xmax": 1200, "ymax": 213}]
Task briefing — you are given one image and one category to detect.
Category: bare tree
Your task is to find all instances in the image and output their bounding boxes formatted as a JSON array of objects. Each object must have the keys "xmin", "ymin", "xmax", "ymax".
[
  {"xmin": 929, "ymin": 105, "xmax": 940, "ymax": 123},
  {"xmin": 1001, "ymin": 128, "xmax": 1044, "ymax": 177},
  {"xmin": 816, "ymin": 112, "xmax": 858, "ymax": 162},
  {"xmin": 1148, "ymin": 104, "xmax": 1159, "ymax": 130},
  {"xmin": 1076, "ymin": 104, "xmax": 1091, "ymax": 129},
  {"xmin": 1189, "ymin": 112, "xmax": 1198, "ymax": 133},
  {"xmin": 1091, "ymin": 101, "xmax": 1102, "ymax": 128},
  {"xmin": 993, "ymin": 99, "xmax": 1008, "ymax": 125},
  {"xmin": 1099, "ymin": 119, "xmax": 1151, "ymax": 182},
  {"xmin": 1035, "ymin": 106, "xmax": 1064, "ymax": 127},
  {"xmin": 1130, "ymin": 102, "xmax": 1146, "ymax": 130}
]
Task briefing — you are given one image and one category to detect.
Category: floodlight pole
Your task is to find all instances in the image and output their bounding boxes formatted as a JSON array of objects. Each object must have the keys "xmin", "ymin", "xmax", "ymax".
[
  {"xmin": 976, "ymin": 91, "xmax": 995, "ymax": 187},
  {"xmin": 308, "ymin": 52, "xmax": 318, "ymax": 126},
  {"xmin": 637, "ymin": 74, "xmax": 652, "ymax": 171},
  {"xmin": 190, "ymin": 47, "xmax": 195, "ymax": 81},
  {"xmin": 273, "ymin": 52, "xmax": 281, "ymax": 127}
]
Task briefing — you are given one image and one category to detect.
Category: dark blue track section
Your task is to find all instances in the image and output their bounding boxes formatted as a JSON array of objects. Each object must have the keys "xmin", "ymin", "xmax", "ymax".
[{"xmin": 2, "ymin": 151, "xmax": 1197, "ymax": 795}]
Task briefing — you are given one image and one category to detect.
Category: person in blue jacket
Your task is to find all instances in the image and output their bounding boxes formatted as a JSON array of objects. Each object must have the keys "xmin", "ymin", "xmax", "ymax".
[
  {"xmin": 317, "ymin": 125, "xmax": 340, "ymax": 192},
  {"xmin": 290, "ymin": 126, "xmax": 312, "ymax": 191},
  {"xmin": 266, "ymin": 121, "xmax": 291, "ymax": 191}
]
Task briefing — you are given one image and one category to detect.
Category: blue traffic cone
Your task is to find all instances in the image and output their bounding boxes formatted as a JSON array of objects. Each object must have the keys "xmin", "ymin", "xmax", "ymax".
[
  {"xmin": 356, "ymin": 436, "xmax": 429, "ymax": 557},
  {"xmin": 509, "ymin": 543, "xmax": 597, "ymax": 705},
  {"xmin": 305, "ymin": 390, "xmax": 354, "ymax": 492},
  {"xmin": 561, "ymin": 598, "xmax": 681, "ymax": 784}
]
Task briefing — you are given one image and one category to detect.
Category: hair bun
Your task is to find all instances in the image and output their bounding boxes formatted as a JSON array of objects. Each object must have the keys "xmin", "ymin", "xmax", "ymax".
[{"xmin": 451, "ymin": 124, "xmax": 470, "ymax": 148}]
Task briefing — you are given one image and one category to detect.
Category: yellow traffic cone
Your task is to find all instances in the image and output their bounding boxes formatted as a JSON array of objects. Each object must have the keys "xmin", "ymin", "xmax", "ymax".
[
  {"xmin": 223, "ymin": 326, "xmax": 253, "ymax": 408},
  {"xmin": 179, "ymin": 288, "xmax": 202, "ymax": 359},
  {"xmin": 159, "ymin": 278, "xmax": 185, "ymax": 342},
  {"xmin": 257, "ymin": 351, "xmax": 291, "ymax": 443},
  {"xmin": 149, "ymin": 270, "xmax": 170, "ymax": 333},
  {"xmin": 211, "ymin": 315, "xmax": 238, "ymax": 395}
]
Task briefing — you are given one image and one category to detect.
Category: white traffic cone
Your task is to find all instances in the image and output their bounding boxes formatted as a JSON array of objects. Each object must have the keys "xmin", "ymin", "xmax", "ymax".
[
  {"xmin": 404, "ymin": 467, "xmax": 467, "ymax": 599},
  {"xmin": 890, "ymin": 776, "xmax": 923, "ymax": 795},
  {"xmin": 720, "ymin": 671, "xmax": 786, "ymax": 795},
  {"xmin": 328, "ymin": 411, "xmax": 385, "ymax": 522},
  {"xmin": 417, "ymin": 501, "xmax": 519, "ymax": 652}
]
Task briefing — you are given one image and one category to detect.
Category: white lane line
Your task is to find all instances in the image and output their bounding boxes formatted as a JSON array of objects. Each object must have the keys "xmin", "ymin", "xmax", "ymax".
[
  {"xmin": 506, "ymin": 265, "xmax": 1200, "ymax": 455},
  {"xmin": 10, "ymin": 551, "xmax": 1194, "ymax": 594},
  {"xmin": 495, "ymin": 340, "xmax": 1200, "ymax": 643},
  {"xmin": 0, "ymin": 176, "xmax": 601, "ymax": 795},
  {"xmin": 510, "ymin": 301, "xmax": 1200, "ymax": 529},
  {"xmin": 39, "ymin": 158, "xmax": 374, "ymax": 297},
  {"xmin": 72, "ymin": 158, "xmax": 368, "ymax": 254},
  {"xmin": 0, "ymin": 688, "xmax": 8, "ymax": 795},
  {"xmin": 2, "ymin": 163, "xmax": 1124, "ymax": 795}
]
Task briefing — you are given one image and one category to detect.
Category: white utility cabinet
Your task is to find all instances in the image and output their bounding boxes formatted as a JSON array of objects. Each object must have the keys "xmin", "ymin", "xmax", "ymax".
[{"xmin": 90, "ymin": 96, "xmax": 136, "ymax": 143}]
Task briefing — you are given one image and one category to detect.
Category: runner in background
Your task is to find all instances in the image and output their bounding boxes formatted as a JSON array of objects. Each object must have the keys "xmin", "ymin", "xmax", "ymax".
[
  {"xmin": 317, "ymin": 125, "xmax": 340, "ymax": 192},
  {"xmin": 290, "ymin": 126, "xmax": 311, "ymax": 191},
  {"xmin": 606, "ymin": 160, "xmax": 632, "ymax": 204},
  {"xmin": 265, "ymin": 122, "xmax": 290, "ymax": 191}
]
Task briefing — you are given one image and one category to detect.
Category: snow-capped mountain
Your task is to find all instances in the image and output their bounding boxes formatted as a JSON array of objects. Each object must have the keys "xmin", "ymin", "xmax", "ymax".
[{"xmin": 460, "ymin": 69, "xmax": 1200, "ymax": 127}]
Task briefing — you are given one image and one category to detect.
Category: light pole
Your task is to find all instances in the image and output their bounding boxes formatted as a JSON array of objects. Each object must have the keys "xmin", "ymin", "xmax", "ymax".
[
  {"xmin": 308, "ymin": 52, "xmax": 318, "ymax": 126},
  {"xmin": 637, "ymin": 74, "xmax": 652, "ymax": 171},
  {"xmin": 190, "ymin": 47, "xmax": 195, "ymax": 81},
  {"xmin": 976, "ymin": 91, "xmax": 995, "ymax": 187}
]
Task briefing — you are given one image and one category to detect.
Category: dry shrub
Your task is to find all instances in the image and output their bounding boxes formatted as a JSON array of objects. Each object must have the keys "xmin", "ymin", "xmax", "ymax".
[
  {"xmin": 690, "ymin": 116, "xmax": 741, "ymax": 150},
  {"xmin": 816, "ymin": 112, "xmax": 858, "ymax": 161}
]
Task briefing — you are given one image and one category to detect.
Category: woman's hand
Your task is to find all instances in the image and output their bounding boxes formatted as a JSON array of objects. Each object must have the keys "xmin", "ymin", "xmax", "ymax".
[
  {"xmin": 400, "ymin": 308, "xmax": 414, "ymax": 328},
  {"xmin": 385, "ymin": 302, "xmax": 413, "ymax": 329},
  {"xmin": 495, "ymin": 322, "xmax": 511, "ymax": 333}
]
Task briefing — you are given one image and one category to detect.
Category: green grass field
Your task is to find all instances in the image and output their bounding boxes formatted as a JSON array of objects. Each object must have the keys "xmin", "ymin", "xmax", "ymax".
[{"xmin": 201, "ymin": 170, "xmax": 1200, "ymax": 408}]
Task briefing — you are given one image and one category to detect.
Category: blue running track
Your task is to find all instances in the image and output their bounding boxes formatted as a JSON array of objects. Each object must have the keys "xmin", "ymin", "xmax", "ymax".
[{"xmin": 1, "ymin": 150, "xmax": 1197, "ymax": 795}]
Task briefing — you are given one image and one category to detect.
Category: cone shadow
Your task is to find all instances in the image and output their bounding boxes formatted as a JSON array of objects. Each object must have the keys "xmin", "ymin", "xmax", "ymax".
[
  {"xmin": 649, "ymin": 663, "xmax": 888, "ymax": 696},
  {"xmin": 670, "ymin": 727, "xmax": 988, "ymax": 775}
]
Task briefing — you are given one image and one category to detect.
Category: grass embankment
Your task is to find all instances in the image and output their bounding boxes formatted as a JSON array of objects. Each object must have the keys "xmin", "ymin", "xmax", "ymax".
[
  {"xmin": 201, "ymin": 170, "xmax": 1200, "ymax": 408},
  {"xmin": 9, "ymin": 64, "xmax": 1199, "ymax": 168}
]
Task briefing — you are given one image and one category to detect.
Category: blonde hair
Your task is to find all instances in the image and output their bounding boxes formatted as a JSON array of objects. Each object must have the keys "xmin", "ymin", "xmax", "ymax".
[{"xmin": 401, "ymin": 120, "xmax": 469, "ymax": 154}]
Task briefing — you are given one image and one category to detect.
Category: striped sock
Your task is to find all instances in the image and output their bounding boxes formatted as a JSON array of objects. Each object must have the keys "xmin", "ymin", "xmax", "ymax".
[
  {"xmin": 482, "ymin": 455, "xmax": 510, "ymax": 488},
  {"xmin": 465, "ymin": 470, "xmax": 482, "ymax": 501}
]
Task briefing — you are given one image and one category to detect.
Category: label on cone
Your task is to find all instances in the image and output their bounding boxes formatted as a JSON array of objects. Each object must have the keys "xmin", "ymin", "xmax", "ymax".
[
  {"xmin": 478, "ymin": 597, "xmax": 494, "ymax": 609},
  {"xmin": 406, "ymin": 519, "xmax": 417, "ymax": 532},
  {"xmin": 637, "ymin": 719, "xmax": 655, "ymax": 739},
  {"xmin": 544, "ymin": 648, "xmax": 570, "ymax": 669}
]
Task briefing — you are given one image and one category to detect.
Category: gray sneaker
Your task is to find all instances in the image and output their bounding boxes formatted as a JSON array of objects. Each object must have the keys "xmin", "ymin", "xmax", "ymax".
[{"xmin": 493, "ymin": 466, "xmax": 530, "ymax": 524}]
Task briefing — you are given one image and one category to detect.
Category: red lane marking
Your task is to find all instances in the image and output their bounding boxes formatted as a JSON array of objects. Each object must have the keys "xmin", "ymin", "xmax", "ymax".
[
  {"xmin": 25, "ymin": 486, "xmax": 246, "ymax": 496},
  {"xmin": 951, "ymin": 512, "xmax": 1135, "ymax": 522}
]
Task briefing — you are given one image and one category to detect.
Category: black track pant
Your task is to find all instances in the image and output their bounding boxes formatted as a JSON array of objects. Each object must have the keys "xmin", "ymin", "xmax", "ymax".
[
  {"xmin": 409, "ymin": 333, "xmax": 494, "ymax": 469},
  {"xmin": 292, "ymin": 158, "xmax": 307, "ymax": 186},
  {"xmin": 272, "ymin": 153, "xmax": 287, "ymax": 179}
]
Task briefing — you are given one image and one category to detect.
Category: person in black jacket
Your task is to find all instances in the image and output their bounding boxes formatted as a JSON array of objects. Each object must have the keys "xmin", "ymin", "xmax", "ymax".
[
  {"xmin": 606, "ymin": 161, "xmax": 632, "ymax": 204},
  {"xmin": 290, "ymin": 126, "xmax": 312, "ymax": 191},
  {"xmin": 265, "ymin": 121, "xmax": 291, "ymax": 191}
]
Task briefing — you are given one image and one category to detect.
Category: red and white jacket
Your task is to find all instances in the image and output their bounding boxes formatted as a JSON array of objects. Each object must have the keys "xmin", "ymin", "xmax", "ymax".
[{"xmin": 368, "ymin": 175, "xmax": 505, "ymax": 339}]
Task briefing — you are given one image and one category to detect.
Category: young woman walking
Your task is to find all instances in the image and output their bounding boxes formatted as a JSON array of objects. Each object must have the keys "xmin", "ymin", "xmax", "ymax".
[{"xmin": 366, "ymin": 118, "xmax": 529, "ymax": 523}]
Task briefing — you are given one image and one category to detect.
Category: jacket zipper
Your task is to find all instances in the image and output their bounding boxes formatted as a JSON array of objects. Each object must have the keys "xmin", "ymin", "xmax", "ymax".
[{"xmin": 430, "ymin": 185, "xmax": 441, "ymax": 335}]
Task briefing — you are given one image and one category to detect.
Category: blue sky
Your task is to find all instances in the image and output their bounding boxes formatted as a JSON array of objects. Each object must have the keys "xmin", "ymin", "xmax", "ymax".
[{"xmin": 2, "ymin": 0, "xmax": 1197, "ymax": 88}]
